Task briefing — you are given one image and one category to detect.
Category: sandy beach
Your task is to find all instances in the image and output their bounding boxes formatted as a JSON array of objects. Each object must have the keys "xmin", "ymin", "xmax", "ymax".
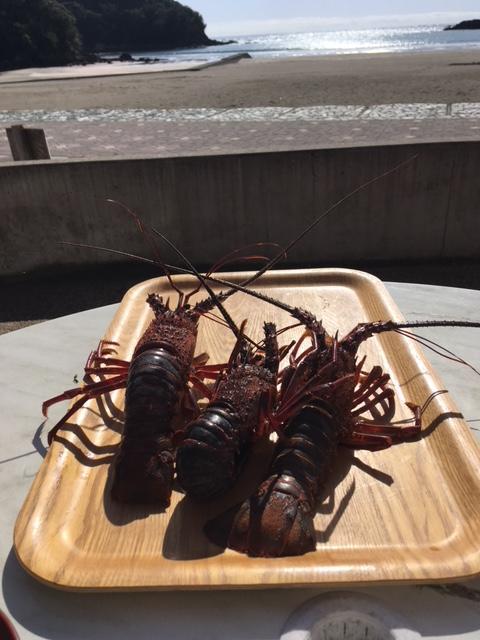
[{"xmin": 2, "ymin": 50, "xmax": 480, "ymax": 111}]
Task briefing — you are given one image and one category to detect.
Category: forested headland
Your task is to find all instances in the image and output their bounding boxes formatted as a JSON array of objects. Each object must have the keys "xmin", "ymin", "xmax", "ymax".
[
  {"xmin": 444, "ymin": 20, "xmax": 480, "ymax": 31},
  {"xmin": 0, "ymin": 0, "xmax": 222, "ymax": 71}
]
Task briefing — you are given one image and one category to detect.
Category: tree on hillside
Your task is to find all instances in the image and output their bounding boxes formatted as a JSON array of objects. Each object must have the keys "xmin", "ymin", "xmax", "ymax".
[
  {"xmin": 0, "ymin": 0, "xmax": 82, "ymax": 70},
  {"xmin": 0, "ymin": 0, "xmax": 217, "ymax": 71},
  {"xmin": 59, "ymin": 1, "xmax": 103, "ymax": 51},
  {"xmin": 61, "ymin": 0, "xmax": 214, "ymax": 51}
]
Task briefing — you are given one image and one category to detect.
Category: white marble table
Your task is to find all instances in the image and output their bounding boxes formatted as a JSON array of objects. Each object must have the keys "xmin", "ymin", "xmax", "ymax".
[{"xmin": 1, "ymin": 282, "xmax": 479, "ymax": 640}]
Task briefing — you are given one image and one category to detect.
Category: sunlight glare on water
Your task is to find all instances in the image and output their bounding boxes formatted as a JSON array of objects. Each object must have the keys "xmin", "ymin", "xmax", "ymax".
[{"xmin": 131, "ymin": 25, "xmax": 480, "ymax": 63}]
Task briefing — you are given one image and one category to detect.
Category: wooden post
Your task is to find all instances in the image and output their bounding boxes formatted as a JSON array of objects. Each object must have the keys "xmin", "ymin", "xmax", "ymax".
[{"xmin": 6, "ymin": 125, "xmax": 51, "ymax": 161}]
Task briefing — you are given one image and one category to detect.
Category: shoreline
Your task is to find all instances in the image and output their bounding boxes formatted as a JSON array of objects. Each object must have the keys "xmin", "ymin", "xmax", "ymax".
[
  {"xmin": 0, "ymin": 61, "xmax": 204, "ymax": 84},
  {"xmin": 3, "ymin": 49, "xmax": 480, "ymax": 111},
  {"xmin": 0, "ymin": 53, "xmax": 252, "ymax": 85},
  {"xmin": 3, "ymin": 47, "xmax": 480, "ymax": 84}
]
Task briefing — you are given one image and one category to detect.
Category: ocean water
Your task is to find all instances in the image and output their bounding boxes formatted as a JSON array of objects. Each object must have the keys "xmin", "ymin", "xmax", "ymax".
[{"xmin": 130, "ymin": 25, "xmax": 480, "ymax": 64}]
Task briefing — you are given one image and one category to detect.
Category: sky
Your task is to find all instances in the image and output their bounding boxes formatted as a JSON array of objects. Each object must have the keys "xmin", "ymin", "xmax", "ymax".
[{"xmin": 190, "ymin": 1, "xmax": 480, "ymax": 36}]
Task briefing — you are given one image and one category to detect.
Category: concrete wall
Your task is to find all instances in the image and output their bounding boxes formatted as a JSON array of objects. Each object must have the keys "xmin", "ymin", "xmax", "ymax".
[{"xmin": 1, "ymin": 141, "xmax": 479, "ymax": 276}]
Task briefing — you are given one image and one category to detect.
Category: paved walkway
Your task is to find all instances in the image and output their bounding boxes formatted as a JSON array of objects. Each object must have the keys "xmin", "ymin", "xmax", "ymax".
[{"xmin": 2, "ymin": 103, "xmax": 480, "ymax": 161}]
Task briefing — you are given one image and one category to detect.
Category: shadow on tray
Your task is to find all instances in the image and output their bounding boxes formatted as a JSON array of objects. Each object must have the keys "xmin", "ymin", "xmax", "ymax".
[{"xmin": 40, "ymin": 378, "xmax": 464, "ymax": 557}]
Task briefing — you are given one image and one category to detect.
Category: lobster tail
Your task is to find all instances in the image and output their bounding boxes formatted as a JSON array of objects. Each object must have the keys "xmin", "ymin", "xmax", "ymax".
[
  {"xmin": 177, "ymin": 324, "xmax": 279, "ymax": 502},
  {"xmin": 112, "ymin": 344, "xmax": 190, "ymax": 506},
  {"xmin": 207, "ymin": 405, "xmax": 339, "ymax": 557},
  {"xmin": 111, "ymin": 438, "xmax": 175, "ymax": 507},
  {"xmin": 176, "ymin": 404, "xmax": 243, "ymax": 500},
  {"xmin": 225, "ymin": 475, "xmax": 317, "ymax": 557}
]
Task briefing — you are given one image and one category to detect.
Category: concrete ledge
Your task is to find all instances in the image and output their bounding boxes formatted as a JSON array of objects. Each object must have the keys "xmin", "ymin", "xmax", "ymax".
[{"xmin": 1, "ymin": 141, "xmax": 479, "ymax": 276}]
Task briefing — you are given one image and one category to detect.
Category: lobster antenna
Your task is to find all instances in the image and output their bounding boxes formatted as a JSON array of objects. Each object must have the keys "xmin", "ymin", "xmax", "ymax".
[
  {"xmin": 65, "ymin": 239, "xmax": 480, "ymax": 370},
  {"xmin": 105, "ymin": 199, "xmax": 281, "ymax": 339},
  {"xmin": 60, "ymin": 242, "xmax": 163, "ymax": 267},
  {"xmin": 155, "ymin": 154, "xmax": 418, "ymax": 305},
  {"xmin": 62, "ymin": 155, "xmax": 417, "ymax": 322},
  {"xmin": 59, "ymin": 241, "xmax": 249, "ymax": 344},
  {"xmin": 59, "ymin": 241, "xmax": 310, "ymax": 317},
  {"xmin": 393, "ymin": 320, "xmax": 480, "ymax": 330},
  {"xmin": 117, "ymin": 202, "xmax": 278, "ymax": 344},
  {"xmin": 106, "ymin": 199, "xmax": 186, "ymax": 302},
  {"xmin": 96, "ymin": 155, "xmax": 418, "ymax": 305},
  {"xmin": 104, "ymin": 202, "xmax": 277, "ymax": 310},
  {"xmin": 184, "ymin": 242, "xmax": 285, "ymax": 303},
  {"xmin": 232, "ymin": 154, "xmax": 418, "ymax": 291},
  {"xmin": 161, "ymin": 154, "xmax": 417, "ymax": 306},
  {"xmin": 345, "ymin": 320, "xmax": 480, "ymax": 376},
  {"xmin": 393, "ymin": 328, "xmax": 480, "ymax": 376},
  {"xmin": 149, "ymin": 227, "xmax": 244, "ymax": 340},
  {"xmin": 389, "ymin": 389, "xmax": 450, "ymax": 425},
  {"xmin": 59, "ymin": 241, "xmax": 480, "ymax": 375},
  {"xmin": 203, "ymin": 242, "xmax": 286, "ymax": 282}
]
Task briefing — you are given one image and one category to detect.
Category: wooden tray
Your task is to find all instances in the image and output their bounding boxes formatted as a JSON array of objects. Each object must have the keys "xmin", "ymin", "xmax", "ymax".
[{"xmin": 14, "ymin": 269, "xmax": 480, "ymax": 591}]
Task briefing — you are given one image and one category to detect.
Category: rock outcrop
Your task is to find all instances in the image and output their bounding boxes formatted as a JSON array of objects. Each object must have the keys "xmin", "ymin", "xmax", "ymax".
[{"xmin": 445, "ymin": 20, "xmax": 480, "ymax": 31}]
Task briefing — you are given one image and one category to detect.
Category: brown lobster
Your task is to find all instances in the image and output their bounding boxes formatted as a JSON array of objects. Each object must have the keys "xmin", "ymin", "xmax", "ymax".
[
  {"xmin": 202, "ymin": 286, "xmax": 480, "ymax": 557},
  {"xmin": 176, "ymin": 321, "xmax": 282, "ymax": 500},
  {"xmin": 43, "ymin": 289, "xmax": 225, "ymax": 508},
  {"xmin": 45, "ymin": 156, "xmax": 473, "ymax": 517},
  {"xmin": 43, "ymin": 211, "xmax": 286, "ymax": 508},
  {"xmin": 42, "ymin": 206, "xmax": 258, "ymax": 508}
]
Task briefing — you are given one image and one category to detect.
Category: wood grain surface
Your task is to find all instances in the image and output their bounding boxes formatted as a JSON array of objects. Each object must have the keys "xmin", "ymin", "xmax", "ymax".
[{"xmin": 13, "ymin": 269, "xmax": 480, "ymax": 590}]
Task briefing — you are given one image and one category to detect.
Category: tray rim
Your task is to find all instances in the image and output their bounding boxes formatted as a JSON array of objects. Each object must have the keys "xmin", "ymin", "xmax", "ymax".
[{"xmin": 14, "ymin": 267, "xmax": 480, "ymax": 591}]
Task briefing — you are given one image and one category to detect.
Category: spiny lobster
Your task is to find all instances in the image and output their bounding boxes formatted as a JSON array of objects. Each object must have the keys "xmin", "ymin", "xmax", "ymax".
[
  {"xmin": 201, "ymin": 285, "xmax": 480, "ymax": 557},
  {"xmin": 43, "ymin": 206, "xmax": 286, "ymax": 508},
  {"xmin": 176, "ymin": 320, "xmax": 282, "ymax": 500},
  {"xmin": 43, "ymin": 290, "xmax": 227, "ymax": 508}
]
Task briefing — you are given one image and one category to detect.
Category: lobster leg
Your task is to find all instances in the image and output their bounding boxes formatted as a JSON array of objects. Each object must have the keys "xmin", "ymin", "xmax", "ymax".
[
  {"xmin": 255, "ymin": 385, "xmax": 277, "ymax": 439},
  {"xmin": 346, "ymin": 390, "xmax": 421, "ymax": 451},
  {"xmin": 273, "ymin": 371, "xmax": 353, "ymax": 427},
  {"xmin": 352, "ymin": 388, "xmax": 396, "ymax": 416},
  {"xmin": 353, "ymin": 367, "xmax": 391, "ymax": 406},
  {"xmin": 192, "ymin": 352, "xmax": 209, "ymax": 367},
  {"xmin": 85, "ymin": 357, "xmax": 130, "ymax": 369},
  {"xmin": 192, "ymin": 363, "xmax": 226, "ymax": 382},
  {"xmin": 353, "ymin": 422, "xmax": 420, "ymax": 438},
  {"xmin": 43, "ymin": 386, "xmax": 88, "ymax": 417},
  {"xmin": 44, "ymin": 334, "xmax": 129, "ymax": 415},
  {"xmin": 42, "ymin": 373, "xmax": 127, "ymax": 417},
  {"xmin": 48, "ymin": 395, "xmax": 94, "ymax": 445},
  {"xmin": 84, "ymin": 367, "xmax": 129, "ymax": 376},
  {"xmin": 342, "ymin": 432, "xmax": 393, "ymax": 451},
  {"xmin": 180, "ymin": 386, "xmax": 202, "ymax": 422},
  {"xmin": 83, "ymin": 340, "xmax": 128, "ymax": 372},
  {"xmin": 357, "ymin": 393, "xmax": 396, "ymax": 423},
  {"xmin": 47, "ymin": 374, "xmax": 127, "ymax": 444},
  {"xmin": 189, "ymin": 375, "xmax": 213, "ymax": 400},
  {"xmin": 289, "ymin": 330, "xmax": 314, "ymax": 367}
]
